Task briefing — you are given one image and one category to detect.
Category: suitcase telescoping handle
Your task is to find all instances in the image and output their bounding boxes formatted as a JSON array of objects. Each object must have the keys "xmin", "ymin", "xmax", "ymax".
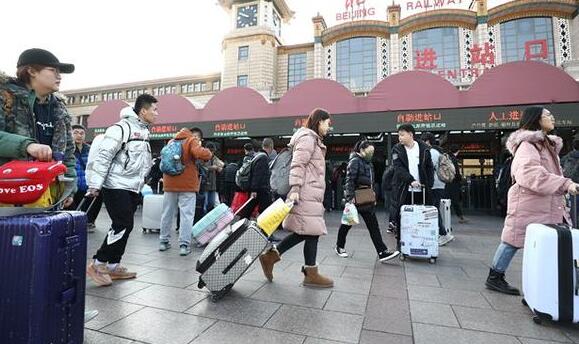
[
  {"xmin": 76, "ymin": 196, "xmax": 98, "ymax": 214},
  {"xmin": 410, "ymin": 185, "xmax": 426, "ymax": 205}
]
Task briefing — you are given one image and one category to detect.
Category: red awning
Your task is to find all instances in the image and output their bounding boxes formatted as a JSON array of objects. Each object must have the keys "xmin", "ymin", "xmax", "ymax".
[{"xmin": 88, "ymin": 61, "xmax": 579, "ymax": 128}]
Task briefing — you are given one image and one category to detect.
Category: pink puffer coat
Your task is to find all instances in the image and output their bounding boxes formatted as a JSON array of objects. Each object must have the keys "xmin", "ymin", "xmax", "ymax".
[
  {"xmin": 282, "ymin": 127, "xmax": 327, "ymax": 236},
  {"xmin": 501, "ymin": 129, "xmax": 573, "ymax": 248}
]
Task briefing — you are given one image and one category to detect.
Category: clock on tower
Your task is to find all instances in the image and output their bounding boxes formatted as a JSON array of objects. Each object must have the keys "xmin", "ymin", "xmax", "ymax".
[{"xmin": 236, "ymin": 4, "xmax": 258, "ymax": 28}]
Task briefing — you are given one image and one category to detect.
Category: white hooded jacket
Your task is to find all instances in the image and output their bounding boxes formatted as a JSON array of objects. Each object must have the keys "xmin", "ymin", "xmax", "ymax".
[{"xmin": 86, "ymin": 107, "xmax": 152, "ymax": 193}]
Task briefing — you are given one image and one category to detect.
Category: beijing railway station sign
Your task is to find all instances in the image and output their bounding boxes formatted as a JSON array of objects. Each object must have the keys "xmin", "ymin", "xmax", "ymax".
[{"xmin": 332, "ymin": 0, "xmax": 511, "ymax": 23}]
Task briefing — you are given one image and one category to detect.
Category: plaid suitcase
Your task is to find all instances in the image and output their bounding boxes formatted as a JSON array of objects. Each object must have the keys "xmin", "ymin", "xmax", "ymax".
[
  {"xmin": 0, "ymin": 211, "xmax": 87, "ymax": 344},
  {"xmin": 196, "ymin": 219, "xmax": 268, "ymax": 301}
]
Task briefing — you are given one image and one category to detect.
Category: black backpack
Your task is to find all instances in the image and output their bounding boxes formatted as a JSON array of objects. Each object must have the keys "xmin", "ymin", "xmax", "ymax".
[
  {"xmin": 197, "ymin": 161, "xmax": 207, "ymax": 193},
  {"xmin": 496, "ymin": 157, "xmax": 513, "ymax": 208},
  {"xmin": 382, "ymin": 166, "xmax": 394, "ymax": 192}
]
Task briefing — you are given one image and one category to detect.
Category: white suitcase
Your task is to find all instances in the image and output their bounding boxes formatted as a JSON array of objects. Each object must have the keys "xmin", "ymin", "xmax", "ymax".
[
  {"xmin": 142, "ymin": 194, "xmax": 164, "ymax": 233},
  {"xmin": 523, "ymin": 224, "xmax": 579, "ymax": 324},
  {"xmin": 399, "ymin": 192, "xmax": 439, "ymax": 263},
  {"xmin": 440, "ymin": 199, "xmax": 452, "ymax": 235}
]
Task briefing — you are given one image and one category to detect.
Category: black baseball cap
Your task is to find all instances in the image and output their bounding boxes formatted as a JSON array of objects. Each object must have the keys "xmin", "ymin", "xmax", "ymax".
[{"xmin": 17, "ymin": 48, "xmax": 75, "ymax": 74}]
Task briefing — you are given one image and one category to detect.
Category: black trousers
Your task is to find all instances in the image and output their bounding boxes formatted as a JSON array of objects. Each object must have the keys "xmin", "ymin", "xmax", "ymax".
[
  {"xmin": 276, "ymin": 233, "xmax": 319, "ymax": 266},
  {"xmin": 222, "ymin": 182, "xmax": 236, "ymax": 206},
  {"xmin": 445, "ymin": 183, "xmax": 464, "ymax": 218},
  {"xmin": 255, "ymin": 188, "xmax": 273, "ymax": 214},
  {"xmin": 93, "ymin": 188, "xmax": 141, "ymax": 264},
  {"xmin": 431, "ymin": 188, "xmax": 447, "ymax": 236},
  {"xmin": 67, "ymin": 189, "xmax": 103, "ymax": 224},
  {"xmin": 337, "ymin": 207, "xmax": 387, "ymax": 254}
]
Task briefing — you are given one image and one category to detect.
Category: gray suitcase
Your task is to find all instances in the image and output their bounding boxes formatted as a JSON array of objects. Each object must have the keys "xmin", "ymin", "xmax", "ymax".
[{"xmin": 196, "ymin": 218, "xmax": 268, "ymax": 301}]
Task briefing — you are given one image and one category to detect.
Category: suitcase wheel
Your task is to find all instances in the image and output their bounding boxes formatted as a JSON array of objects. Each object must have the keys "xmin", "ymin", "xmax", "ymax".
[
  {"xmin": 532, "ymin": 316, "xmax": 542, "ymax": 325},
  {"xmin": 521, "ymin": 298, "xmax": 528, "ymax": 307},
  {"xmin": 143, "ymin": 228, "xmax": 148, "ymax": 232},
  {"xmin": 198, "ymin": 280, "xmax": 206, "ymax": 289},
  {"xmin": 399, "ymin": 254, "xmax": 407, "ymax": 261},
  {"xmin": 211, "ymin": 284, "xmax": 233, "ymax": 302},
  {"xmin": 428, "ymin": 258, "xmax": 436, "ymax": 264}
]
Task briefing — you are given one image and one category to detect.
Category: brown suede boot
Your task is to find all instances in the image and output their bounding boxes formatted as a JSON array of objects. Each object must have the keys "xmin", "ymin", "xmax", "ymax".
[
  {"xmin": 259, "ymin": 248, "xmax": 281, "ymax": 282},
  {"xmin": 302, "ymin": 265, "xmax": 334, "ymax": 288}
]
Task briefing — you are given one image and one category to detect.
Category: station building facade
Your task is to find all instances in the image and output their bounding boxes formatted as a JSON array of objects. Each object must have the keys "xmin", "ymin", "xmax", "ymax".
[{"xmin": 63, "ymin": 0, "xmax": 579, "ymax": 210}]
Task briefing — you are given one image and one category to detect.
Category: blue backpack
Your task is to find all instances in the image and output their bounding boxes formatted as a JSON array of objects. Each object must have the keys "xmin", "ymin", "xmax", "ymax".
[{"xmin": 160, "ymin": 140, "xmax": 185, "ymax": 176}]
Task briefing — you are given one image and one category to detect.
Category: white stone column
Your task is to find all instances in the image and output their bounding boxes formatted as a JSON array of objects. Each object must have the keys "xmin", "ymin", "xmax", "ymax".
[{"xmin": 390, "ymin": 34, "xmax": 400, "ymax": 75}]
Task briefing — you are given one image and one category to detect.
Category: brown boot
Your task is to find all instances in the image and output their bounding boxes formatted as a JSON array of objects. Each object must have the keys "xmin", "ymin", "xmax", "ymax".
[
  {"xmin": 302, "ymin": 265, "xmax": 334, "ymax": 288},
  {"xmin": 259, "ymin": 248, "xmax": 281, "ymax": 282}
]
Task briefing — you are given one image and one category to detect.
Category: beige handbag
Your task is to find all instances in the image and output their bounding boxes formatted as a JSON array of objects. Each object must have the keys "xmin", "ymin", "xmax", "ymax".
[{"xmin": 354, "ymin": 186, "xmax": 376, "ymax": 206}]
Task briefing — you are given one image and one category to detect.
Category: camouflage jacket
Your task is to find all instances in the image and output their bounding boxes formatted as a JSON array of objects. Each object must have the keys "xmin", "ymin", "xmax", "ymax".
[{"xmin": 0, "ymin": 74, "xmax": 77, "ymax": 192}]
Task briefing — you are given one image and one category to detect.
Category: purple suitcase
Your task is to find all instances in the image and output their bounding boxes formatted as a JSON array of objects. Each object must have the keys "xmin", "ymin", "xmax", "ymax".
[{"xmin": 0, "ymin": 211, "xmax": 87, "ymax": 344}]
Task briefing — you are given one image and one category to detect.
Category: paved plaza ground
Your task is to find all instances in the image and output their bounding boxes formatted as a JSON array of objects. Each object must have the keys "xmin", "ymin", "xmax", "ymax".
[{"xmin": 84, "ymin": 208, "xmax": 579, "ymax": 344}]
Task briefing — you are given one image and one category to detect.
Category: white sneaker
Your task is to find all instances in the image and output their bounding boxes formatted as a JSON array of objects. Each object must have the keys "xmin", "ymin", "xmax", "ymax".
[
  {"xmin": 335, "ymin": 246, "xmax": 349, "ymax": 258},
  {"xmin": 438, "ymin": 234, "xmax": 455, "ymax": 246}
]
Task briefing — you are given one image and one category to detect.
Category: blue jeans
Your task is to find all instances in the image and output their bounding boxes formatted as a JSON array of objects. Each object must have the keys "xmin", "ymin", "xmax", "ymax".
[
  {"xmin": 160, "ymin": 192, "xmax": 196, "ymax": 247},
  {"xmin": 203, "ymin": 191, "xmax": 220, "ymax": 213},
  {"xmin": 491, "ymin": 242, "xmax": 519, "ymax": 273}
]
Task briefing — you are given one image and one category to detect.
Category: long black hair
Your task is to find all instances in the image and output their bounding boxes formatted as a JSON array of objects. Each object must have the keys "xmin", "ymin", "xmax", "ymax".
[{"xmin": 519, "ymin": 106, "xmax": 546, "ymax": 131}]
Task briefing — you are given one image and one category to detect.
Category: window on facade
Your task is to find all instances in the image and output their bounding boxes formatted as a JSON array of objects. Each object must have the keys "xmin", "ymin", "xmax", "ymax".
[
  {"xmin": 412, "ymin": 27, "xmax": 460, "ymax": 76},
  {"xmin": 336, "ymin": 37, "xmax": 377, "ymax": 90},
  {"xmin": 187, "ymin": 84, "xmax": 193, "ymax": 93},
  {"xmin": 201, "ymin": 83, "xmax": 207, "ymax": 92},
  {"xmin": 181, "ymin": 85, "xmax": 187, "ymax": 93},
  {"xmin": 288, "ymin": 53, "xmax": 307, "ymax": 88},
  {"xmin": 80, "ymin": 115, "xmax": 89, "ymax": 128},
  {"xmin": 237, "ymin": 75, "xmax": 248, "ymax": 87},
  {"xmin": 194, "ymin": 83, "xmax": 202, "ymax": 92},
  {"xmin": 238, "ymin": 46, "xmax": 249, "ymax": 61},
  {"xmin": 213, "ymin": 80, "xmax": 220, "ymax": 91},
  {"xmin": 500, "ymin": 17, "xmax": 555, "ymax": 65},
  {"xmin": 171, "ymin": 86, "xmax": 176, "ymax": 94}
]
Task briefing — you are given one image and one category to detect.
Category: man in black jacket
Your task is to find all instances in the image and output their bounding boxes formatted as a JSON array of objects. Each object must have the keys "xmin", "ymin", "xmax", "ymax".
[
  {"xmin": 250, "ymin": 141, "xmax": 272, "ymax": 214},
  {"xmin": 391, "ymin": 124, "xmax": 435, "ymax": 248},
  {"xmin": 445, "ymin": 145, "xmax": 468, "ymax": 223}
]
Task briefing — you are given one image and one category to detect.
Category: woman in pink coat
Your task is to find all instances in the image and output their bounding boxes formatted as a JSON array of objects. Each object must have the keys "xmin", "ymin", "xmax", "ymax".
[
  {"xmin": 259, "ymin": 108, "xmax": 334, "ymax": 288},
  {"xmin": 485, "ymin": 106, "xmax": 578, "ymax": 295}
]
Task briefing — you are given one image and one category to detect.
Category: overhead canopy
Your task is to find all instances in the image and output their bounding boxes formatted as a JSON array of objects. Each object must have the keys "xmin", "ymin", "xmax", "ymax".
[{"xmin": 88, "ymin": 61, "xmax": 579, "ymax": 137}]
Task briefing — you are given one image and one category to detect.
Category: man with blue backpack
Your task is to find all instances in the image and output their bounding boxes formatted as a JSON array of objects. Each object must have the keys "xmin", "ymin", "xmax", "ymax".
[{"xmin": 158, "ymin": 127, "xmax": 212, "ymax": 256}]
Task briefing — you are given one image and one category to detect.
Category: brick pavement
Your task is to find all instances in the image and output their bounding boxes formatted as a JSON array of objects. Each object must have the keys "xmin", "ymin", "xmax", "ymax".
[{"xmin": 84, "ymin": 209, "xmax": 579, "ymax": 344}]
